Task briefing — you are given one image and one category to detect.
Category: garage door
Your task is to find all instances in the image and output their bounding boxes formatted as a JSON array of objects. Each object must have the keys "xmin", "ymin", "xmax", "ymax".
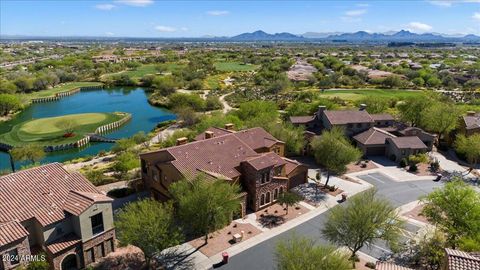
[
  {"xmin": 366, "ymin": 146, "xmax": 386, "ymax": 156},
  {"xmin": 289, "ymin": 172, "xmax": 307, "ymax": 189}
]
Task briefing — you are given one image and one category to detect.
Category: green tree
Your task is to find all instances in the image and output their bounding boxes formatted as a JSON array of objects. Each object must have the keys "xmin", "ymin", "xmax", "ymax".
[
  {"xmin": 422, "ymin": 103, "xmax": 458, "ymax": 141},
  {"xmin": 0, "ymin": 94, "xmax": 22, "ymax": 116},
  {"xmin": 10, "ymin": 145, "xmax": 45, "ymax": 166},
  {"xmin": 116, "ymin": 199, "xmax": 183, "ymax": 269},
  {"xmin": 276, "ymin": 191, "xmax": 302, "ymax": 214},
  {"xmin": 382, "ymin": 75, "xmax": 404, "ymax": 88},
  {"xmin": 397, "ymin": 97, "xmax": 430, "ymax": 126},
  {"xmin": 275, "ymin": 234, "xmax": 350, "ymax": 270},
  {"xmin": 420, "ymin": 179, "xmax": 480, "ymax": 248},
  {"xmin": 112, "ymin": 138, "xmax": 136, "ymax": 153},
  {"xmin": 153, "ymin": 76, "xmax": 177, "ymax": 96},
  {"xmin": 322, "ymin": 189, "xmax": 404, "ymax": 267},
  {"xmin": 454, "ymin": 134, "xmax": 480, "ymax": 170},
  {"xmin": 310, "ymin": 127, "xmax": 361, "ymax": 187},
  {"xmin": 56, "ymin": 119, "xmax": 76, "ymax": 136},
  {"xmin": 132, "ymin": 131, "xmax": 150, "ymax": 148},
  {"xmin": 23, "ymin": 253, "xmax": 50, "ymax": 270},
  {"xmin": 170, "ymin": 174, "xmax": 241, "ymax": 243},
  {"xmin": 111, "ymin": 151, "xmax": 140, "ymax": 178}
]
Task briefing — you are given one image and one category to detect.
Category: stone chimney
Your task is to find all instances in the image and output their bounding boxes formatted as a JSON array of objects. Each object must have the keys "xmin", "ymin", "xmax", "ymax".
[
  {"xmin": 225, "ymin": 123, "xmax": 234, "ymax": 131},
  {"xmin": 317, "ymin": 106, "xmax": 326, "ymax": 117},
  {"xmin": 359, "ymin": 104, "xmax": 367, "ymax": 111},
  {"xmin": 467, "ymin": 111, "xmax": 476, "ymax": 116},
  {"xmin": 176, "ymin": 137, "xmax": 188, "ymax": 146},
  {"xmin": 205, "ymin": 131, "xmax": 214, "ymax": 139}
]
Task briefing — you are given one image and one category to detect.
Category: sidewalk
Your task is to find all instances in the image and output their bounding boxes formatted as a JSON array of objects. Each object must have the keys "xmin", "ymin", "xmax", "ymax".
[{"xmin": 182, "ymin": 177, "xmax": 373, "ymax": 270}]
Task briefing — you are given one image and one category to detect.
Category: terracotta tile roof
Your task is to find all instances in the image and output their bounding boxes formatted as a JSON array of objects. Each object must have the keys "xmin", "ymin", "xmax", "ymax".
[
  {"xmin": 165, "ymin": 133, "xmax": 259, "ymax": 179},
  {"xmin": 232, "ymin": 127, "xmax": 283, "ymax": 150},
  {"xmin": 46, "ymin": 233, "xmax": 81, "ymax": 255},
  {"xmin": 324, "ymin": 110, "xmax": 374, "ymax": 125},
  {"xmin": 283, "ymin": 158, "xmax": 304, "ymax": 175},
  {"xmin": 371, "ymin": 113, "xmax": 394, "ymax": 121},
  {"xmin": 375, "ymin": 262, "xmax": 414, "ymax": 270},
  {"xmin": 463, "ymin": 115, "xmax": 480, "ymax": 130},
  {"xmin": 194, "ymin": 127, "xmax": 233, "ymax": 140},
  {"xmin": 243, "ymin": 152, "xmax": 287, "ymax": 170},
  {"xmin": 63, "ymin": 190, "xmax": 113, "ymax": 216},
  {"xmin": 445, "ymin": 248, "xmax": 480, "ymax": 270},
  {"xmin": 353, "ymin": 127, "xmax": 396, "ymax": 145},
  {"xmin": 290, "ymin": 115, "xmax": 315, "ymax": 124},
  {"xmin": 0, "ymin": 221, "xmax": 29, "ymax": 246},
  {"xmin": 387, "ymin": 136, "xmax": 428, "ymax": 149},
  {"xmin": 0, "ymin": 163, "xmax": 105, "ymax": 227}
]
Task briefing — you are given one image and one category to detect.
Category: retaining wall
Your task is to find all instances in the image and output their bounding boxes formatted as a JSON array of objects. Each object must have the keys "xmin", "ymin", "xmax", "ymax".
[{"xmin": 31, "ymin": 85, "xmax": 103, "ymax": 103}]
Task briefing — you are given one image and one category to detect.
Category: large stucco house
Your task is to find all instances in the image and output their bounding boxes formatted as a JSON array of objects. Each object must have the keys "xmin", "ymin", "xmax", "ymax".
[
  {"xmin": 0, "ymin": 163, "xmax": 115, "ymax": 270},
  {"xmin": 290, "ymin": 105, "xmax": 435, "ymax": 162},
  {"xmin": 139, "ymin": 126, "xmax": 308, "ymax": 216}
]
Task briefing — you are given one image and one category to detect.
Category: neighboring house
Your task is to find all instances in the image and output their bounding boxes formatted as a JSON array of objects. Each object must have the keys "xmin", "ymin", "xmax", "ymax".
[
  {"xmin": 0, "ymin": 163, "xmax": 115, "ymax": 270},
  {"xmin": 140, "ymin": 126, "xmax": 308, "ymax": 215},
  {"xmin": 442, "ymin": 248, "xmax": 480, "ymax": 270},
  {"xmin": 376, "ymin": 262, "xmax": 414, "ymax": 270},
  {"xmin": 353, "ymin": 126, "xmax": 432, "ymax": 161},
  {"xmin": 290, "ymin": 105, "xmax": 395, "ymax": 136},
  {"xmin": 385, "ymin": 137, "xmax": 428, "ymax": 162},
  {"xmin": 458, "ymin": 111, "xmax": 480, "ymax": 136}
]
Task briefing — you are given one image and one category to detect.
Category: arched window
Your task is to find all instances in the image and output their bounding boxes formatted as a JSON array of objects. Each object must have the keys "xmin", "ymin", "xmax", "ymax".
[
  {"xmin": 274, "ymin": 189, "xmax": 278, "ymax": 200},
  {"xmin": 279, "ymin": 187, "xmax": 284, "ymax": 194},
  {"xmin": 266, "ymin": 192, "xmax": 271, "ymax": 204},
  {"xmin": 260, "ymin": 194, "xmax": 265, "ymax": 206}
]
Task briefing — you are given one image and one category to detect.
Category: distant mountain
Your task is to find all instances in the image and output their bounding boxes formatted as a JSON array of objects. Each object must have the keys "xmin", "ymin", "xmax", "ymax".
[
  {"xmin": 324, "ymin": 30, "xmax": 480, "ymax": 42},
  {"xmin": 301, "ymin": 31, "xmax": 343, "ymax": 38},
  {"xmin": 230, "ymin": 30, "xmax": 304, "ymax": 41}
]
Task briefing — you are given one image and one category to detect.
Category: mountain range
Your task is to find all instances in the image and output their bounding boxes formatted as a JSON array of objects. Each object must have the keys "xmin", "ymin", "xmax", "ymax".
[{"xmin": 228, "ymin": 30, "xmax": 480, "ymax": 42}]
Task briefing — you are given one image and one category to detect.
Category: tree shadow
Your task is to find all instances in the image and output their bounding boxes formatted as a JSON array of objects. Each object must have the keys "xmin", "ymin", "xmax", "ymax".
[
  {"xmin": 93, "ymin": 252, "xmax": 144, "ymax": 270},
  {"xmin": 258, "ymin": 214, "xmax": 285, "ymax": 228},
  {"xmin": 155, "ymin": 247, "xmax": 197, "ymax": 270}
]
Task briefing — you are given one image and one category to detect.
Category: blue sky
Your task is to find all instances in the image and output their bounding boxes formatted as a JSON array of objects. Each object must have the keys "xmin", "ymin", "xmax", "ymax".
[{"xmin": 1, "ymin": 0, "xmax": 479, "ymax": 37}]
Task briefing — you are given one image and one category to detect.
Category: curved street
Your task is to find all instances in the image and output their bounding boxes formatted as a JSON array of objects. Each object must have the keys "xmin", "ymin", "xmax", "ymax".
[{"xmin": 218, "ymin": 178, "xmax": 443, "ymax": 270}]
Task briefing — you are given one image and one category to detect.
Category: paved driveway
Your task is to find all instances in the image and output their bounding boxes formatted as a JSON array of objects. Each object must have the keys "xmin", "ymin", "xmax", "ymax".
[{"xmin": 217, "ymin": 176, "xmax": 442, "ymax": 270}]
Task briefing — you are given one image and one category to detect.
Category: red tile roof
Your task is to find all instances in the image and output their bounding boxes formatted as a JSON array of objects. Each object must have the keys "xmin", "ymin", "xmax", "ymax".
[
  {"xmin": 283, "ymin": 158, "xmax": 304, "ymax": 175},
  {"xmin": 375, "ymin": 262, "xmax": 413, "ymax": 270},
  {"xmin": 165, "ymin": 133, "xmax": 259, "ymax": 179},
  {"xmin": 0, "ymin": 221, "xmax": 29, "ymax": 246},
  {"xmin": 46, "ymin": 233, "xmax": 81, "ymax": 254},
  {"xmin": 445, "ymin": 248, "xmax": 480, "ymax": 270},
  {"xmin": 290, "ymin": 115, "xmax": 315, "ymax": 124},
  {"xmin": 243, "ymin": 152, "xmax": 287, "ymax": 170},
  {"xmin": 194, "ymin": 127, "xmax": 233, "ymax": 140},
  {"xmin": 324, "ymin": 110, "xmax": 374, "ymax": 125},
  {"xmin": 63, "ymin": 190, "xmax": 113, "ymax": 216},
  {"xmin": 232, "ymin": 127, "xmax": 283, "ymax": 150},
  {"xmin": 353, "ymin": 127, "xmax": 397, "ymax": 145},
  {"xmin": 463, "ymin": 115, "xmax": 480, "ymax": 130},
  {"xmin": 0, "ymin": 163, "xmax": 106, "ymax": 227},
  {"xmin": 387, "ymin": 136, "xmax": 427, "ymax": 149},
  {"xmin": 371, "ymin": 113, "xmax": 395, "ymax": 121}
]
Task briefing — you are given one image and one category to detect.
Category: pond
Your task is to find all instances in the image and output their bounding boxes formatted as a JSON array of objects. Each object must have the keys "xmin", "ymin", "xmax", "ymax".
[{"xmin": 0, "ymin": 87, "xmax": 175, "ymax": 172}]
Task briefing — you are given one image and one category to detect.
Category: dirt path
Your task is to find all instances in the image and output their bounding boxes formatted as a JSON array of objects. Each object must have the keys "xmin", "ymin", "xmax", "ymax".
[{"xmin": 219, "ymin": 92, "xmax": 234, "ymax": 113}]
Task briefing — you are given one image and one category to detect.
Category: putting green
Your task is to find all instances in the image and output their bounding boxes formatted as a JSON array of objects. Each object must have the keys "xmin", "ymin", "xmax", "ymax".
[{"xmin": 0, "ymin": 112, "xmax": 126, "ymax": 146}]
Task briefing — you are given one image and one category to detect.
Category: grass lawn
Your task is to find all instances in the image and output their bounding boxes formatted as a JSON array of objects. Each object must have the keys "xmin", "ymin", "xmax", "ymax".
[
  {"xmin": 317, "ymin": 89, "xmax": 426, "ymax": 101},
  {"xmin": 18, "ymin": 82, "xmax": 103, "ymax": 103},
  {"xmin": 214, "ymin": 61, "xmax": 259, "ymax": 72},
  {"xmin": 112, "ymin": 63, "xmax": 185, "ymax": 79},
  {"xmin": 204, "ymin": 74, "xmax": 228, "ymax": 90},
  {"xmin": 0, "ymin": 112, "xmax": 125, "ymax": 146}
]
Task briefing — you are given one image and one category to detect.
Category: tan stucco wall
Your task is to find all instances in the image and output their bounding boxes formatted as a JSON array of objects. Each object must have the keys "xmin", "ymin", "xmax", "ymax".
[
  {"xmin": 43, "ymin": 218, "xmax": 73, "ymax": 244},
  {"xmin": 77, "ymin": 203, "xmax": 114, "ymax": 242}
]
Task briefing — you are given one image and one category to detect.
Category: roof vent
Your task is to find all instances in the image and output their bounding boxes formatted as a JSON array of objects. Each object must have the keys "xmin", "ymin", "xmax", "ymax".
[
  {"xmin": 359, "ymin": 104, "xmax": 367, "ymax": 111},
  {"xmin": 467, "ymin": 111, "xmax": 476, "ymax": 116},
  {"xmin": 225, "ymin": 123, "xmax": 235, "ymax": 131},
  {"xmin": 205, "ymin": 131, "xmax": 214, "ymax": 139},
  {"xmin": 176, "ymin": 137, "xmax": 188, "ymax": 146}
]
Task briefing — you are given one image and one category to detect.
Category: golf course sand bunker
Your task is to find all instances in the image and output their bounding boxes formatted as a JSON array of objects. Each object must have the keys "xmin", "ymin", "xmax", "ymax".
[{"xmin": 0, "ymin": 112, "xmax": 126, "ymax": 146}]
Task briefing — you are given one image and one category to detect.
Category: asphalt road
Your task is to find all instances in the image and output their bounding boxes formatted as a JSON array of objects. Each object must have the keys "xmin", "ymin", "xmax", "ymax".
[{"xmin": 217, "ymin": 176, "xmax": 443, "ymax": 270}]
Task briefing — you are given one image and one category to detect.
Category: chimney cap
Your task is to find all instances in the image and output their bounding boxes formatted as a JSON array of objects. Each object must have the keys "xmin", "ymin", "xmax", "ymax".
[
  {"xmin": 225, "ymin": 123, "xmax": 235, "ymax": 130},
  {"xmin": 176, "ymin": 137, "xmax": 188, "ymax": 145}
]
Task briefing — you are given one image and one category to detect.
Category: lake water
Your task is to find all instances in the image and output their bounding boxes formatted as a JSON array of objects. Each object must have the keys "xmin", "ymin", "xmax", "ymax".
[{"xmin": 0, "ymin": 87, "xmax": 175, "ymax": 172}]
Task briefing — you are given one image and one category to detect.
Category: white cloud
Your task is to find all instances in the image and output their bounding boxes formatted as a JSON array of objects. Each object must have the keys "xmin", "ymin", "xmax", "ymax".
[
  {"xmin": 356, "ymin": 3, "xmax": 370, "ymax": 7},
  {"xmin": 95, "ymin": 4, "xmax": 116, "ymax": 10},
  {"xmin": 115, "ymin": 0, "xmax": 154, "ymax": 7},
  {"xmin": 105, "ymin": 32, "xmax": 115, "ymax": 36},
  {"xmin": 155, "ymin": 25, "xmax": 176, "ymax": 32},
  {"xmin": 207, "ymin": 10, "xmax": 229, "ymax": 16},
  {"xmin": 180, "ymin": 27, "xmax": 189, "ymax": 31},
  {"xmin": 407, "ymin": 22, "xmax": 433, "ymax": 32},
  {"xmin": 428, "ymin": 0, "xmax": 480, "ymax": 7},
  {"xmin": 344, "ymin": 9, "xmax": 367, "ymax": 17},
  {"xmin": 473, "ymin": 12, "xmax": 480, "ymax": 21}
]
